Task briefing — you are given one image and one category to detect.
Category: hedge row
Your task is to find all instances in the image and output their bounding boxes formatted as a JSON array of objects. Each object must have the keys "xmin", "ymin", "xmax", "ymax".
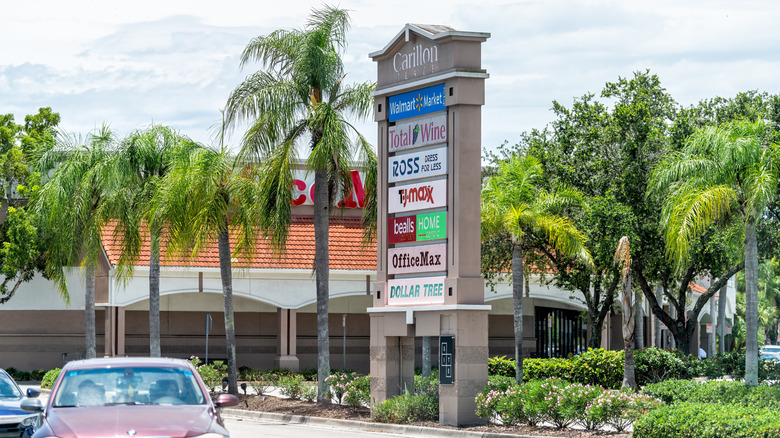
[
  {"xmin": 633, "ymin": 402, "xmax": 780, "ymax": 438},
  {"xmin": 641, "ymin": 379, "xmax": 780, "ymax": 409}
]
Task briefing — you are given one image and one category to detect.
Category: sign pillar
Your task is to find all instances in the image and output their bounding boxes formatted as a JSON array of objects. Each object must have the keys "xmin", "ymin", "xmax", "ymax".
[{"xmin": 369, "ymin": 24, "xmax": 490, "ymax": 426}]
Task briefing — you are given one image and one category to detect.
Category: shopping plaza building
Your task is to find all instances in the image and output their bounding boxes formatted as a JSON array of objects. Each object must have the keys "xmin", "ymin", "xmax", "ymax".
[{"xmin": 0, "ymin": 172, "xmax": 735, "ymax": 372}]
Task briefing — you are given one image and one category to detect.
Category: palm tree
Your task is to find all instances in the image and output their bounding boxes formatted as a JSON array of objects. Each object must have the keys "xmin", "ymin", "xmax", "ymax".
[
  {"xmin": 481, "ymin": 154, "xmax": 592, "ymax": 383},
  {"xmin": 108, "ymin": 125, "xmax": 200, "ymax": 357},
  {"xmin": 614, "ymin": 236, "xmax": 636, "ymax": 390},
  {"xmin": 154, "ymin": 144, "xmax": 260, "ymax": 394},
  {"xmin": 649, "ymin": 120, "xmax": 780, "ymax": 386},
  {"xmin": 224, "ymin": 5, "xmax": 374, "ymax": 403},
  {"xmin": 32, "ymin": 125, "xmax": 117, "ymax": 359}
]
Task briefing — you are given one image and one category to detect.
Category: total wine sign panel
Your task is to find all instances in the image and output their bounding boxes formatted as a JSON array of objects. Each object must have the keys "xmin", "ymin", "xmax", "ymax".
[
  {"xmin": 388, "ymin": 179, "xmax": 447, "ymax": 214},
  {"xmin": 388, "ymin": 113, "xmax": 447, "ymax": 154},
  {"xmin": 388, "ymin": 211, "xmax": 447, "ymax": 244},
  {"xmin": 387, "ymin": 276, "xmax": 446, "ymax": 306},
  {"xmin": 388, "ymin": 146, "xmax": 447, "ymax": 183},
  {"xmin": 388, "ymin": 243, "xmax": 446, "ymax": 275}
]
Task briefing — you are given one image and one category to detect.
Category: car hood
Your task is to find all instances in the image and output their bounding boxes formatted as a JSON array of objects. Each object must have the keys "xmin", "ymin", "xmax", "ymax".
[
  {"xmin": 0, "ymin": 398, "xmax": 29, "ymax": 421},
  {"xmin": 47, "ymin": 405, "xmax": 218, "ymax": 438}
]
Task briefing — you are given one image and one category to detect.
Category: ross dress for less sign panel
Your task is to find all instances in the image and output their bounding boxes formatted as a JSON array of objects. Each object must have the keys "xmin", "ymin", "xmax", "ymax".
[
  {"xmin": 388, "ymin": 179, "xmax": 447, "ymax": 214},
  {"xmin": 388, "ymin": 146, "xmax": 447, "ymax": 183}
]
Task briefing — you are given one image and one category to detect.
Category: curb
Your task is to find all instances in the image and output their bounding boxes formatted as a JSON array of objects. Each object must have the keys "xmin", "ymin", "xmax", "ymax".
[{"xmin": 221, "ymin": 408, "xmax": 562, "ymax": 438}]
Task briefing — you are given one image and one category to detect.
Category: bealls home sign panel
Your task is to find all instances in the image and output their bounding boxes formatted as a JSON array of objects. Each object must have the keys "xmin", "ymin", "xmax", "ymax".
[
  {"xmin": 388, "ymin": 83, "xmax": 446, "ymax": 122},
  {"xmin": 388, "ymin": 179, "xmax": 447, "ymax": 214},
  {"xmin": 387, "ymin": 276, "xmax": 446, "ymax": 306},
  {"xmin": 388, "ymin": 146, "xmax": 448, "ymax": 183},
  {"xmin": 388, "ymin": 113, "xmax": 447, "ymax": 153},
  {"xmin": 388, "ymin": 211, "xmax": 447, "ymax": 244}
]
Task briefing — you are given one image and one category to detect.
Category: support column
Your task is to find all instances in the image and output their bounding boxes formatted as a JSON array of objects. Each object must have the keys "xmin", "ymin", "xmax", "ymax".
[
  {"xmin": 275, "ymin": 308, "xmax": 299, "ymax": 371},
  {"xmin": 369, "ymin": 312, "xmax": 415, "ymax": 405},
  {"xmin": 104, "ymin": 306, "xmax": 125, "ymax": 357},
  {"xmin": 437, "ymin": 310, "xmax": 488, "ymax": 427}
]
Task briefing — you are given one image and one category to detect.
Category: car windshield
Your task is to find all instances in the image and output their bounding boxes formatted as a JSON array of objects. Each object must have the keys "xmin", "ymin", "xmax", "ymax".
[
  {"xmin": 0, "ymin": 372, "xmax": 22, "ymax": 399},
  {"xmin": 52, "ymin": 366, "xmax": 206, "ymax": 407},
  {"xmin": 763, "ymin": 346, "xmax": 780, "ymax": 352}
]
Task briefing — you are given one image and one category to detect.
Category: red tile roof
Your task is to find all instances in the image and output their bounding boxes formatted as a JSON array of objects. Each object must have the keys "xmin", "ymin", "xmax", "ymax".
[{"xmin": 102, "ymin": 216, "xmax": 377, "ymax": 271}]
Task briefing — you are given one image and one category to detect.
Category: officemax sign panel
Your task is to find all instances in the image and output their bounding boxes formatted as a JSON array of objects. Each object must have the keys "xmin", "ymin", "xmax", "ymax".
[
  {"xmin": 388, "ymin": 179, "xmax": 447, "ymax": 214},
  {"xmin": 387, "ymin": 276, "xmax": 446, "ymax": 306},
  {"xmin": 388, "ymin": 243, "xmax": 446, "ymax": 275},
  {"xmin": 388, "ymin": 83, "xmax": 446, "ymax": 122},
  {"xmin": 388, "ymin": 211, "xmax": 447, "ymax": 244},
  {"xmin": 388, "ymin": 113, "xmax": 447, "ymax": 153},
  {"xmin": 388, "ymin": 146, "xmax": 447, "ymax": 183}
]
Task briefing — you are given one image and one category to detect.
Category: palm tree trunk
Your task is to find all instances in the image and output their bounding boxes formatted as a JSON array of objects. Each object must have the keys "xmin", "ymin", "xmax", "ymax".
[
  {"xmin": 85, "ymin": 265, "xmax": 96, "ymax": 359},
  {"xmin": 313, "ymin": 166, "xmax": 331, "ymax": 404},
  {"xmin": 149, "ymin": 228, "xmax": 161, "ymax": 357},
  {"xmin": 635, "ymin": 295, "xmax": 644, "ymax": 350},
  {"xmin": 512, "ymin": 241, "xmax": 524, "ymax": 384},
  {"xmin": 708, "ymin": 291, "xmax": 716, "ymax": 358},
  {"xmin": 654, "ymin": 284, "xmax": 662, "ymax": 348},
  {"xmin": 422, "ymin": 337, "xmax": 431, "ymax": 377},
  {"xmin": 718, "ymin": 283, "xmax": 726, "ymax": 353},
  {"xmin": 745, "ymin": 221, "xmax": 759, "ymax": 387},
  {"xmin": 218, "ymin": 224, "xmax": 238, "ymax": 394}
]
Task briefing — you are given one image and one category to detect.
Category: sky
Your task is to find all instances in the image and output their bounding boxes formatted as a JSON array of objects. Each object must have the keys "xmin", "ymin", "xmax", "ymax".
[{"xmin": 3, "ymin": 0, "xmax": 780, "ymax": 155}]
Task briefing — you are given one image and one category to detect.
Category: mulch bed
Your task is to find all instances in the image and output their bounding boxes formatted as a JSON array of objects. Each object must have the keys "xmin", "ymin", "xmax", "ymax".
[{"xmin": 231, "ymin": 394, "xmax": 631, "ymax": 437}]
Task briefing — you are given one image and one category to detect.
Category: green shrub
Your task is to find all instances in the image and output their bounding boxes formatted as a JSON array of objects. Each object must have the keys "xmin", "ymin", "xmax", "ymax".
[
  {"xmin": 523, "ymin": 357, "xmax": 574, "ymax": 382},
  {"xmin": 247, "ymin": 370, "xmax": 278, "ymax": 396},
  {"xmin": 31, "ymin": 369, "xmax": 46, "ymax": 381},
  {"xmin": 570, "ymin": 349, "xmax": 624, "ymax": 389},
  {"xmin": 488, "ymin": 356, "xmax": 516, "ymax": 378},
  {"xmin": 301, "ymin": 382, "xmax": 317, "ymax": 402},
  {"xmin": 326, "ymin": 371, "xmax": 359, "ymax": 404},
  {"xmin": 41, "ymin": 368, "xmax": 61, "ymax": 389},
  {"xmin": 535, "ymin": 379, "xmax": 580, "ymax": 429},
  {"xmin": 633, "ymin": 402, "xmax": 780, "ymax": 438},
  {"xmin": 640, "ymin": 379, "xmax": 702, "ymax": 404},
  {"xmin": 372, "ymin": 389, "xmax": 438, "ymax": 423},
  {"xmin": 188, "ymin": 358, "xmax": 227, "ymax": 394},
  {"xmin": 585, "ymin": 389, "xmax": 663, "ymax": 432},
  {"xmin": 278, "ymin": 374, "xmax": 305, "ymax": 399},
  {"xmin": 634, "ymin": 348, "xmax": 685, "ymax": 385},
  {"xmin": 299, "ymin": 368, "xmax": 318, "ymax": 381},
  {"xmin": 343, "ymin": 375, "xmax": 370, "ymax": 408}
]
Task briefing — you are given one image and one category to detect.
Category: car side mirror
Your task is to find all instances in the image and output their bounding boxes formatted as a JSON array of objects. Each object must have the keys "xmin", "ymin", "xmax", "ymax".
[
  {"xmin": 27, "ymin": 388, "xmax": 41, "ymax": 398},
  {"xmin": 21, "ymin": 398, "xmax": 44, "ymax": 413},
  {"xmin": 214, "ymin": 394, "xmax": 239, "ymax": 408}
]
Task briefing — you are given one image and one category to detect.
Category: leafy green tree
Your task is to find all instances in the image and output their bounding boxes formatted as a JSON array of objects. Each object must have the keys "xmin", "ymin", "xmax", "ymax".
[
  {"xmin": 154, "ymin": 144, "xmax": 260, "ymax": 394},
  {"xmin": 649, "ymin": 120, "xmax": 779, "ymax": 386},
  {"xmin": 481, "ymin": 154, "xmax": 591, "ymax": 383},
  {"xmin": 32, "ymin": 126, "xmax": 118, "ymax": 358},
  {"xmin": 0, "ymin": 108, "xmax": 62, "ymax": 305},
  {"xmin": 108, "ymin": 125, "xmax": 200, "ymax": 357},
  {"xmin": 224, "ymin": 4, "xmax": 374, "ymax": 402}
]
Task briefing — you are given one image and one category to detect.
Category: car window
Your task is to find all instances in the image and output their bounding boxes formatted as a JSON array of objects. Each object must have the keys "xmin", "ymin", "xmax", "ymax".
[
  {"xmin": 52, "ymin": 366, "xmax": 206, "ymax": 407},
  {"xmin": 0, "ymin": 372, "xmax": 22, "ymax": 399}
]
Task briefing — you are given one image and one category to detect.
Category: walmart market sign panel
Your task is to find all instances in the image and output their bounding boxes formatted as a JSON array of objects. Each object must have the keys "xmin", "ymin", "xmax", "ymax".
[
  {"xmin": 388, "ymin": 83, "xmax": 446, "ymax": 122},
  {"xmin": 387, "ymin": 276, "xmax": 446, "ymax": 306}
]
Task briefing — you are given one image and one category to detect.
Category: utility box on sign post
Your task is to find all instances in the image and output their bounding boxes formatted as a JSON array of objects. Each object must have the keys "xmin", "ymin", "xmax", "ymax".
[{"xmin": 439, "ymin": 335, "xmax": 454, "ymax": 385}]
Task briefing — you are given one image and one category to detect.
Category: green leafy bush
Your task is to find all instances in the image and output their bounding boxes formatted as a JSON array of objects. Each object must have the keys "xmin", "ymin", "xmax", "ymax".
[
  {"xmin": 41, "ymin": 368, "xmax": 61, "ymax": 389},
  {"xmin": 189, "ymin": 357, "xmax": 227, "ymax": 395},
  {"xmin": 301, "ymin": 382, "xmax": 317, "ymax": 402},
  {"xmin": 633, "ymin": 402, "xmax": 780, "ymax": 438},
  {"xmin": 326, "ymin": 371, "xmax": 358, "ymax": 404},
  {"xmin": 373, "ymin": 372, "xmax": 439, "ymax": 423},
  {"xmin": 488, "ymin": 356, "xmax": 516, "ymax": 378},
  {"xmin": 343, "ymin": 375, "xmax": 370, "ymax": 408},
  {"xmin": 30, "ymin": 369, "xmax": 46, "ymax": 381},
  {"xmin": 634, "ymin": 348, "xmax": 685, "ymax": 385},
  {"xmin": 299, "ymin": 368, "xmax": 318, "ymax": 381},
  {"xmin": 570, "ymin": 349, "xmax": 624, "ymax": 389},
  {"xmin": 641, "ymin": 379, "xmax": 780, "ymax": 409},
  {"xmin": 523, "ymin": 358, "xmax": 574, "ymax": 382},
  {"xmin": 585, "ymin": 389, "xmax": 663, "ymax": 432},
  {"xmin": 278, "ymin": 374, "xmax": 305, "ymax": 400},
  {"xmin": 247, "ymin": 370, "xmax": 278, "ymax": 396}
]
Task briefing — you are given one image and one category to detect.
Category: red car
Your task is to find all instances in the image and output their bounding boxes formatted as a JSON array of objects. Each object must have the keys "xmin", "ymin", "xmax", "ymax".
[{"xmin": 21, "ymin": 357, "xmax": 239, "ymax": 438}]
